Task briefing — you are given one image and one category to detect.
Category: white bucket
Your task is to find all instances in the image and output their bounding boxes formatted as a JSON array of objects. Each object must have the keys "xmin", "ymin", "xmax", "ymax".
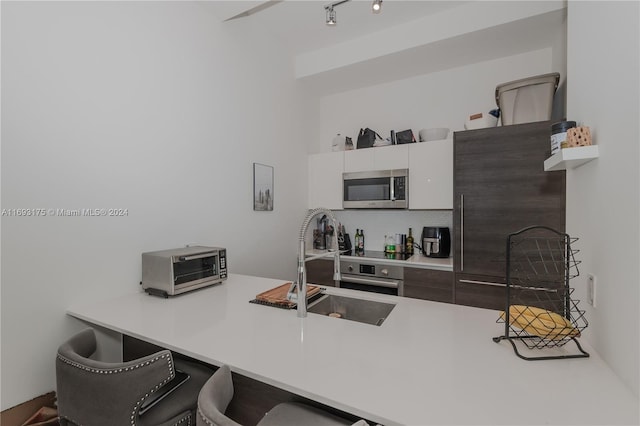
[{"xmin": 496, "ymin": 73, "xmax": 560, "ymax": 125}]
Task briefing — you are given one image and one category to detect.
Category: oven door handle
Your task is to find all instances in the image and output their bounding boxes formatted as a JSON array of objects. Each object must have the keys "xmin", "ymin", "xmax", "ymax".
[
  {"xmin": 390, "ymin": 177, "xmax": 396, "ymax": 201},
  {"xmin": 341, "ymin": 275, "xmax": 400, "ymax": 289},
  {"xmin": 177, "ymin": 251, "xmax": 217, "ymax": 262}
]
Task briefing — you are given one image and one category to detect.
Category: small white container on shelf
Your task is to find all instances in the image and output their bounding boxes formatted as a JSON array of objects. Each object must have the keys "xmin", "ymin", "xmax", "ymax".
[
  {"xmin": 464, "ymin": 113, "xmax": 498, "ymax": 130},
  {"xmin": 331, "ymin": 134, "xmax": 345, "ymax": 151}
]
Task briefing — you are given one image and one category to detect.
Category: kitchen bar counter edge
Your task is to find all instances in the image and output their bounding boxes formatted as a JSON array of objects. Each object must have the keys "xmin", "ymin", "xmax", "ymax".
[{"xmin": 66, "ymin": 274, "xmax": 638, "ymax": 426}]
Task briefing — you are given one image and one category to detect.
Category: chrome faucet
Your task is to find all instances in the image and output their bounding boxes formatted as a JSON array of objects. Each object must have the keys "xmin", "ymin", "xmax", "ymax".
[{"xmin": 287, "ymin": 208, "xmax": 341, "ymax": 318}]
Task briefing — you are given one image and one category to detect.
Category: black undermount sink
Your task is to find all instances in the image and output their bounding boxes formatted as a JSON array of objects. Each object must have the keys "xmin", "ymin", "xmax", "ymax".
[{"xmin": 307, "ymin": 294, "xmax": 396, "ymax": 326}]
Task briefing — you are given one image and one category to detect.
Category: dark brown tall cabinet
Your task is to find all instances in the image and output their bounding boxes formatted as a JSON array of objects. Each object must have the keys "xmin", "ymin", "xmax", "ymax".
[{"xmin": 453, "ymin": 121, "xmax": 566, "ymax": 310}]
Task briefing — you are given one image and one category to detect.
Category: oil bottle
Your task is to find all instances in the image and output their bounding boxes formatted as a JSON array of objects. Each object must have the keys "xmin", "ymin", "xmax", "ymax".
[{"xmin": 406, "ymin": 228, "xmax": 414, "ymax": 255}]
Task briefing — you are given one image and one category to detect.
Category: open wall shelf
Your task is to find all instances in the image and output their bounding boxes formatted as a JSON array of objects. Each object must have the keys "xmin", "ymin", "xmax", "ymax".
[{"xmin": 544, "ymin": 145, "xmax": 599, "ymax": 171}]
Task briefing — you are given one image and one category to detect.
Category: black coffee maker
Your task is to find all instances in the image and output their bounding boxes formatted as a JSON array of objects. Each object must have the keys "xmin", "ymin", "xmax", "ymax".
[{"xmin": 421, "ymin": 227, "xmax": 451, "ymax": 258}]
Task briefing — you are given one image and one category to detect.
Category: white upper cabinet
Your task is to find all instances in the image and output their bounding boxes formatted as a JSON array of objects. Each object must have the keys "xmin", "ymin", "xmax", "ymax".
[
  {"xmin": 408, "ymin": 140, "xmax": 453, "ymax": 210},
  {"xmin": 308, "ymin": 142, "xmax": 452, "ymax": 211},
  {"xmin": 308, "ymin": 152, "xmax": 344, "ymax": 210},
  {"xmin": 344, "ymin": 145, "xmax": 409, "ymax": 172},
  {"xmin": 344, "ymin": 149, "xmax": 374, "ymax": 172},
  {"xmin": 375, "ymin": 145, "xmax": 409, "ymax": 170}
]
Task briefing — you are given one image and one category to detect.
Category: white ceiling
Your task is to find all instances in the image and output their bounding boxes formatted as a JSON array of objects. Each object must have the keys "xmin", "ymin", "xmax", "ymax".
[
  {"xmin": 201, "ymin": 1, "xmax": 469, "ymax": 56},
  {"xmin": 200, "ymin": 1, "xmax": 566, "ymax": 95}
]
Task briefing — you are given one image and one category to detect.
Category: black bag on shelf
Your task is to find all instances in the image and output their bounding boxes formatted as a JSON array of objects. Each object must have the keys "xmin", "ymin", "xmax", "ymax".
[
  {"xmin": 395, "ymin": 129, "xmax": 416, "ymax": 144},
  {"xmin": 356, "ymin": 128, "xmax": 382, "ymax": 149}
]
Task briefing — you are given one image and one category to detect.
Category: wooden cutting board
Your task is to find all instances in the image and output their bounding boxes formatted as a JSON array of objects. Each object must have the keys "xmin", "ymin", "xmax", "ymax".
[{"xmin": 254, "ymin": 283, "xmax": 320, "ymax": 308}]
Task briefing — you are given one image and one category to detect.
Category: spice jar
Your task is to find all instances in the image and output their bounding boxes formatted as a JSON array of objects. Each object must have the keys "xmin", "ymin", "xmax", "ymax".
[{"xmin": 551, "ymin": 121, "xmax": 576, "ymax": 155}]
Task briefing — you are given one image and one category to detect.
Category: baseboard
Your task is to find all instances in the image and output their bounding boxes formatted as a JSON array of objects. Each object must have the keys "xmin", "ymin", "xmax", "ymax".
[{"xmin": 0, "ymin": 392, "xmax": 57, "ymax": 426}]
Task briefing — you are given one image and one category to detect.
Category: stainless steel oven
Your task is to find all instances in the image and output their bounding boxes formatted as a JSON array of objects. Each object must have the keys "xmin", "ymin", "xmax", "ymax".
[{"xmin": 338, "ymin": 256, "xmax": 404, "ymax": 296}]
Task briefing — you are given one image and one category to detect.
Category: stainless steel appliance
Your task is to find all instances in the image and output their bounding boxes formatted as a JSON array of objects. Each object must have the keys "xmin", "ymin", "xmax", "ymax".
[
  {"xmin": 141, "ymin": 246, "xmax": 227, "ymax": 297},
  {"xmin": 421, "ymin": 227, "xmax": 450, "ymax": 258},
  {"xmin": 339, "ymin": 252, "xmax": 404, "ymax": 296},
  {"xmin": 313, "ymin": 215, "xmax": 330, "ymax": 250},
  {"xmin": 342, "ymin": 169, "xmax": 408, "ymax": 209}
]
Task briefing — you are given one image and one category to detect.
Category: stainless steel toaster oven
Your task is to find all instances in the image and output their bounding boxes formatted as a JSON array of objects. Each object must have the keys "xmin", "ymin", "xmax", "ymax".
[{"xmin": 141, "ymin": 246, "xmax": 227, "ymax": 297}]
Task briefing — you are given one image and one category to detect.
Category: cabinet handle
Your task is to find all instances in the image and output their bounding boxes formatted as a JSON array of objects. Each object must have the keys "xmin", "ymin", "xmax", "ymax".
[
  {"xmin": 460, "ymin": 193, "xmax": 464, "ymax": 271},
  {"xmin": 459, "ymin": 279, "xmax": 506, "ymax": 288},
  {"xmin": 459, "ymin": 280, "xmax": 561, "ymax": 293}
]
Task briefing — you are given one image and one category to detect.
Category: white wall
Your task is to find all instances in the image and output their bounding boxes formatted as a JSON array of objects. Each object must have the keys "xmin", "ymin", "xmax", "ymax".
[
  {"xmin": 312, "ymin": 48, "xmax": 556, "ymax": 154},
  {"xmin": 566, "ymin": 1, "xmax": 639, "ymax": 397},
  {"xmin": 333, "ymin": 210, "xmax": 452, "ymax": 254},
  {"xmin": 311, "ymin": 48, "xmax": 559, "ymax": 244},
  {"xmin": 296, "ymin": 1, "xmax": 566, "ymax": 81},
  {"xmin": 0, "ymin": 2, "xmax": 309, "ymax": 409}
]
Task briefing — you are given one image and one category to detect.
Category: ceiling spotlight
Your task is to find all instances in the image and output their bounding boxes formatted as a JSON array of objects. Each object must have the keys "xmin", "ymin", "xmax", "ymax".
[
  {"xmin": 326, "ymin": 7, "xmax": 336, "ymax": 26},
  {"xmin": 372, "ymin": 0, "xmax": 382, "ymax": 13},
  {"xmin": 324, "ymin": 0, "xmax": 349, "ymax": 26}
]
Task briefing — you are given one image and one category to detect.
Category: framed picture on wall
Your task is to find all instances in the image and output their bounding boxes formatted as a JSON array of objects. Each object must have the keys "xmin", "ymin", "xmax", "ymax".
[{"xmin": 253, "ymin": 163, "xmax": 273, "ymax": 211}]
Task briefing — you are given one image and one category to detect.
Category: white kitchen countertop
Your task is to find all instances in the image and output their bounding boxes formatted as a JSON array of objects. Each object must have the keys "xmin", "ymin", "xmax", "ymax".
[
  {"xmin": 67, "ymin": 274, "xmax": 638, "ymax": 425},
  {"xmin": 306, "ymin": 249, "xmax": 453, "ymax": 271}
]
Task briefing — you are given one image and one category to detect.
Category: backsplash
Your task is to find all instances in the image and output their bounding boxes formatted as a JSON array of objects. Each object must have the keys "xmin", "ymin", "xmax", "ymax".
[{"xmin": 334, "ymin": 210, "xmax": 453, "ymax": 253}]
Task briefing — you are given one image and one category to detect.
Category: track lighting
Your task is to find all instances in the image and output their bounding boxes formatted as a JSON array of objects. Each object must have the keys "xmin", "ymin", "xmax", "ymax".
[
  {"xmin": 326, "ymin": 7, "xmax": 336, "ymax": 26},
  {"xmin": 323, "ymin": 0, "xmax": 350, "ymax": 26},
  {"xmin": 323, "ymin": 0, "xmax": 382, "ymax": 26}
]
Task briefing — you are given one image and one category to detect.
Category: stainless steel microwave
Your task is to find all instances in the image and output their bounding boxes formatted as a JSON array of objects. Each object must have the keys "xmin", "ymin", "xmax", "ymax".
[
  {"xmin": 141, "ymin": 246, "xmax": 227, "ymax": 297},
  {"xmin": 343, "ymin": 169, "xmax": 408, "ymax": 209}
]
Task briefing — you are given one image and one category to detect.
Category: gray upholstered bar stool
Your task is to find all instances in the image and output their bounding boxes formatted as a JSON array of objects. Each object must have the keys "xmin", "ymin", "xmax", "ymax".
[
  {"xmin": 196, "ymin": 364, "xmax": 369, "ymax": 426},
  {"xmin": 56, "ymin": 328, "xmax": 214, "ymax": 426}
]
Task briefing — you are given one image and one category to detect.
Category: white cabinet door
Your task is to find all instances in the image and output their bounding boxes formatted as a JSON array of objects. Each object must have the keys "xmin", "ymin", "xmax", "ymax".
[
  {"xmin": 374, "ymin": 145, "xmax": 409, "ymax": 170},
  {"xmin": 308, "ymin": 152, "xmax": 344, "ymax": 210},
  {"xmin": 344, "ymin": 145, "xmax": 409, "ymax": 172},
  {"xmin": 344, "ymin": 149, "xmax": 374, "ymax": 172},
  {"xmin": 408, "ymin": 140, "xmax": 453, "ymax": 209}
]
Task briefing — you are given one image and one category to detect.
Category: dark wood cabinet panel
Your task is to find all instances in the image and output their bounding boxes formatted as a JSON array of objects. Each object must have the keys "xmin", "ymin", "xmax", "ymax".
[
  {"xmin": 453, "ymin": 122, "xmax": 566, "ymax": 309},
  {"xmin": 404, "ymin": 267, "xmax": 454, "ymax": 303},
  {"xmin": 455, "ymin": 273, "xmax": 565, "ymax": 312},
  {"xmin": 305, "ymin": 259, "xmax": 336, "ymax": 287},
  {"xmin": 454, "ymin": 273, "xmax": 507, "ymax": 311}
]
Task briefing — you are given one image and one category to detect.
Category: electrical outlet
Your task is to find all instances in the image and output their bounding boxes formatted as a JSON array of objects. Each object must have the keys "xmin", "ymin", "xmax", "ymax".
[{"xmin": 587, "ymin": 274, "xmax": 597, "ymax": 308}]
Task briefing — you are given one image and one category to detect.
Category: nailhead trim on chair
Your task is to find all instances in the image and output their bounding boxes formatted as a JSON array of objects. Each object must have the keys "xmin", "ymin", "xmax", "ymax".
[
  {"xmin": 57, "ymin": 352, "xmax": 175, "ymax": 425},
  {"xmin": 197, "ymin": 407, "xmax": 214, "ymax": 426},
  {"xmin": 173, "ymin": 413, "xmax": 192, "ymax": 426}
]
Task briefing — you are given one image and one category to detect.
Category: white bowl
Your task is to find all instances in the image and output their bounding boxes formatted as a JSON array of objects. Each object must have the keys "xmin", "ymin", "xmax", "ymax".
[{"xmin": 419, "ymin": 128, "xmax": 450, "ymax": 142}]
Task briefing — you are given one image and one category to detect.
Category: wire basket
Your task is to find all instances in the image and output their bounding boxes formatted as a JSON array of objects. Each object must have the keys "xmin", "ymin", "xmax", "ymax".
[{"xmin": 493, "ymin": 226, "xmax": 589, "ymax": 360}]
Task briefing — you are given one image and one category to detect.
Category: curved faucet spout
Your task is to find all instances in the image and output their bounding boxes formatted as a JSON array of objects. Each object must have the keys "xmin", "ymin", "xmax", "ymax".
[{"xmin": 292, "ymin": 208, "xmax": 342, "ymax": 318}]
